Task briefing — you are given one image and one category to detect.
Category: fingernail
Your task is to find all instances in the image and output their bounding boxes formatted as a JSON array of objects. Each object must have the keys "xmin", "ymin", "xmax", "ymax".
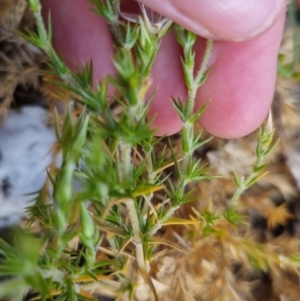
[
  {"xmin": 118, "ymin": 0, "xmax": 169, "ymax": 33},
  {"xmin": 118, "ymin": 0, "xmax": 141, "ymax": 23},
  {"xmin": 138, "ymin": 0, "xmax": 286, "ymax": 40}
]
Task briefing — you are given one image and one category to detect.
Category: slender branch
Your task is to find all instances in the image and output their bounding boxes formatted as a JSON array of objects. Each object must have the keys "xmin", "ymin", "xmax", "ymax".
[
  {"xmin": 142, "ymin": 147, "xmax": 155, "ymax": 213},
  {"xmin": 126, "ymin": 200, "xmax": 146, "ymax": 271},
  {"xmin": 148, "ymin": 206, "xmax": 179, "ymax": 236},
  {"xmin": 119, "ymin": 141, "xmax": 146, "ymax": 271},
  {"xmin": 181, "ymin": 39, "xmax": 213, "ymax": 184}
]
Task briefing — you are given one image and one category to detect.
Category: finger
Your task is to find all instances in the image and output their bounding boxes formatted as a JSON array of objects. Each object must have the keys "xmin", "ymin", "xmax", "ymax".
[
  {"xmin": 41, "ymin": 0, "xmax": 285, "ymax": 139},
  {"xmin": 147, "ymin": 6, "xmax": 286, "ymax": 138},
  {"xmin": 194, "ymin": 8, "xmax": 286, "ymax": 138},
  {"xmin": 41, "ymin": 0, "xmax": 185, "ymax": 135},
  {"xmin": 41, "ymin": 0, "xmax": 116, "ymax": 87},
  {"xmin": 137, "ymin": 0, "xmax": 286, "ymax": 41}
]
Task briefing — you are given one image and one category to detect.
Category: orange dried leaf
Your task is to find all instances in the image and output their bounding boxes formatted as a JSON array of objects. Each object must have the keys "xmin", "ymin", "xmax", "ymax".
[{"xmin": 264, "ymin": 203, "xmax": 294, "ymax": 229}]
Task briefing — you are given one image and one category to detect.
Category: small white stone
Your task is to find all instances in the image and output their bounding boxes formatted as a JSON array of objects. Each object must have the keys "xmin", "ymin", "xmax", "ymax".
[{"xmin": 0, "ymin": 106, "xmax": 56, "ymax": 227}]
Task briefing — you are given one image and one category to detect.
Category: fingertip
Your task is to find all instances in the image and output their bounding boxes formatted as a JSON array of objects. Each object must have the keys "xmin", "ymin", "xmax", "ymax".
[
  {"xmin": 194, "ymin": 10, "xmax": 285, "ymax": 139},
  {"xmin": 137, "ymin": 0, "xmax": 286, "ymax": 41}
]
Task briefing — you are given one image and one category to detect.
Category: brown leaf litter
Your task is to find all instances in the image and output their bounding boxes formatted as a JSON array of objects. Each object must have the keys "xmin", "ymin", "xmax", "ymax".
[{"xmin": 0, "ymin": 0, "xmax": 44, "ymax": 119}]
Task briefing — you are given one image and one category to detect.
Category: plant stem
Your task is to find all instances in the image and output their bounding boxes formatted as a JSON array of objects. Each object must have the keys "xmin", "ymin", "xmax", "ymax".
[
  {"xmin": 180, "ymin": 122, "xmax": 193, "ymax": 180},
  {"xmin": 181, "ymin": 39, "xmax": 213, "ymax": 184},
  {"xmin": 119, "ymin": 140, "xmax": 132, "ymax": 181},
  {"xmin": 126, "ymin": 200, "xmax": 146, "ymax": 271},
  {"xmin": 229, "ymin": 187, "xmax": 245, "ymax": 207},
  {"xmin": 229, "ymin": 164, "xmax": 263, "ymax": 207},
  {"xmin": 148, "ymin": 205, "xmax": 179, "ymax": 236},
  {"xmin": 31, "ymin": 2, "xmax": 78, "ymax": 85},
  {"xmin": 32, "ymin": 3, "xmax": 49, "ymax": 50},
  {"xmin": 119, "ymin": 141, "xmax": 146, "ymax": 270},
  {"xmin": 186, "ymin": 39, "xmax": 213, "ymax": 118},
  {"xmin": 229, "ymin": 117, "xmax": 276, "ymax": 207},
  {"xmin": 142, "ymin": 147, "xmax": 155, "ymax": 213}
]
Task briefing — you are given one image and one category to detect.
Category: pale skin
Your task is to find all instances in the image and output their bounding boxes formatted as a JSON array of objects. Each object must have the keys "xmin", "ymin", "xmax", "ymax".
[{"xmin": 41, "ymin": 0, "xmax": 287, "ymax": 138}]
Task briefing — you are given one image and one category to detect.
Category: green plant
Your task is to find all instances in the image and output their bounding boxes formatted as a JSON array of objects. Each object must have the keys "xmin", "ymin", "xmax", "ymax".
[{"xmin": 0, "ymin": 1, "xmax": 299, "ymax": 301}]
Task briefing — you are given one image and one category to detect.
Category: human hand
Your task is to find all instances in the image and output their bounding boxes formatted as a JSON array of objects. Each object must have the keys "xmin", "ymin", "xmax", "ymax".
[{"xmin": 41, "ymin": 0, "xmax": 286, "ymax": 138}]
